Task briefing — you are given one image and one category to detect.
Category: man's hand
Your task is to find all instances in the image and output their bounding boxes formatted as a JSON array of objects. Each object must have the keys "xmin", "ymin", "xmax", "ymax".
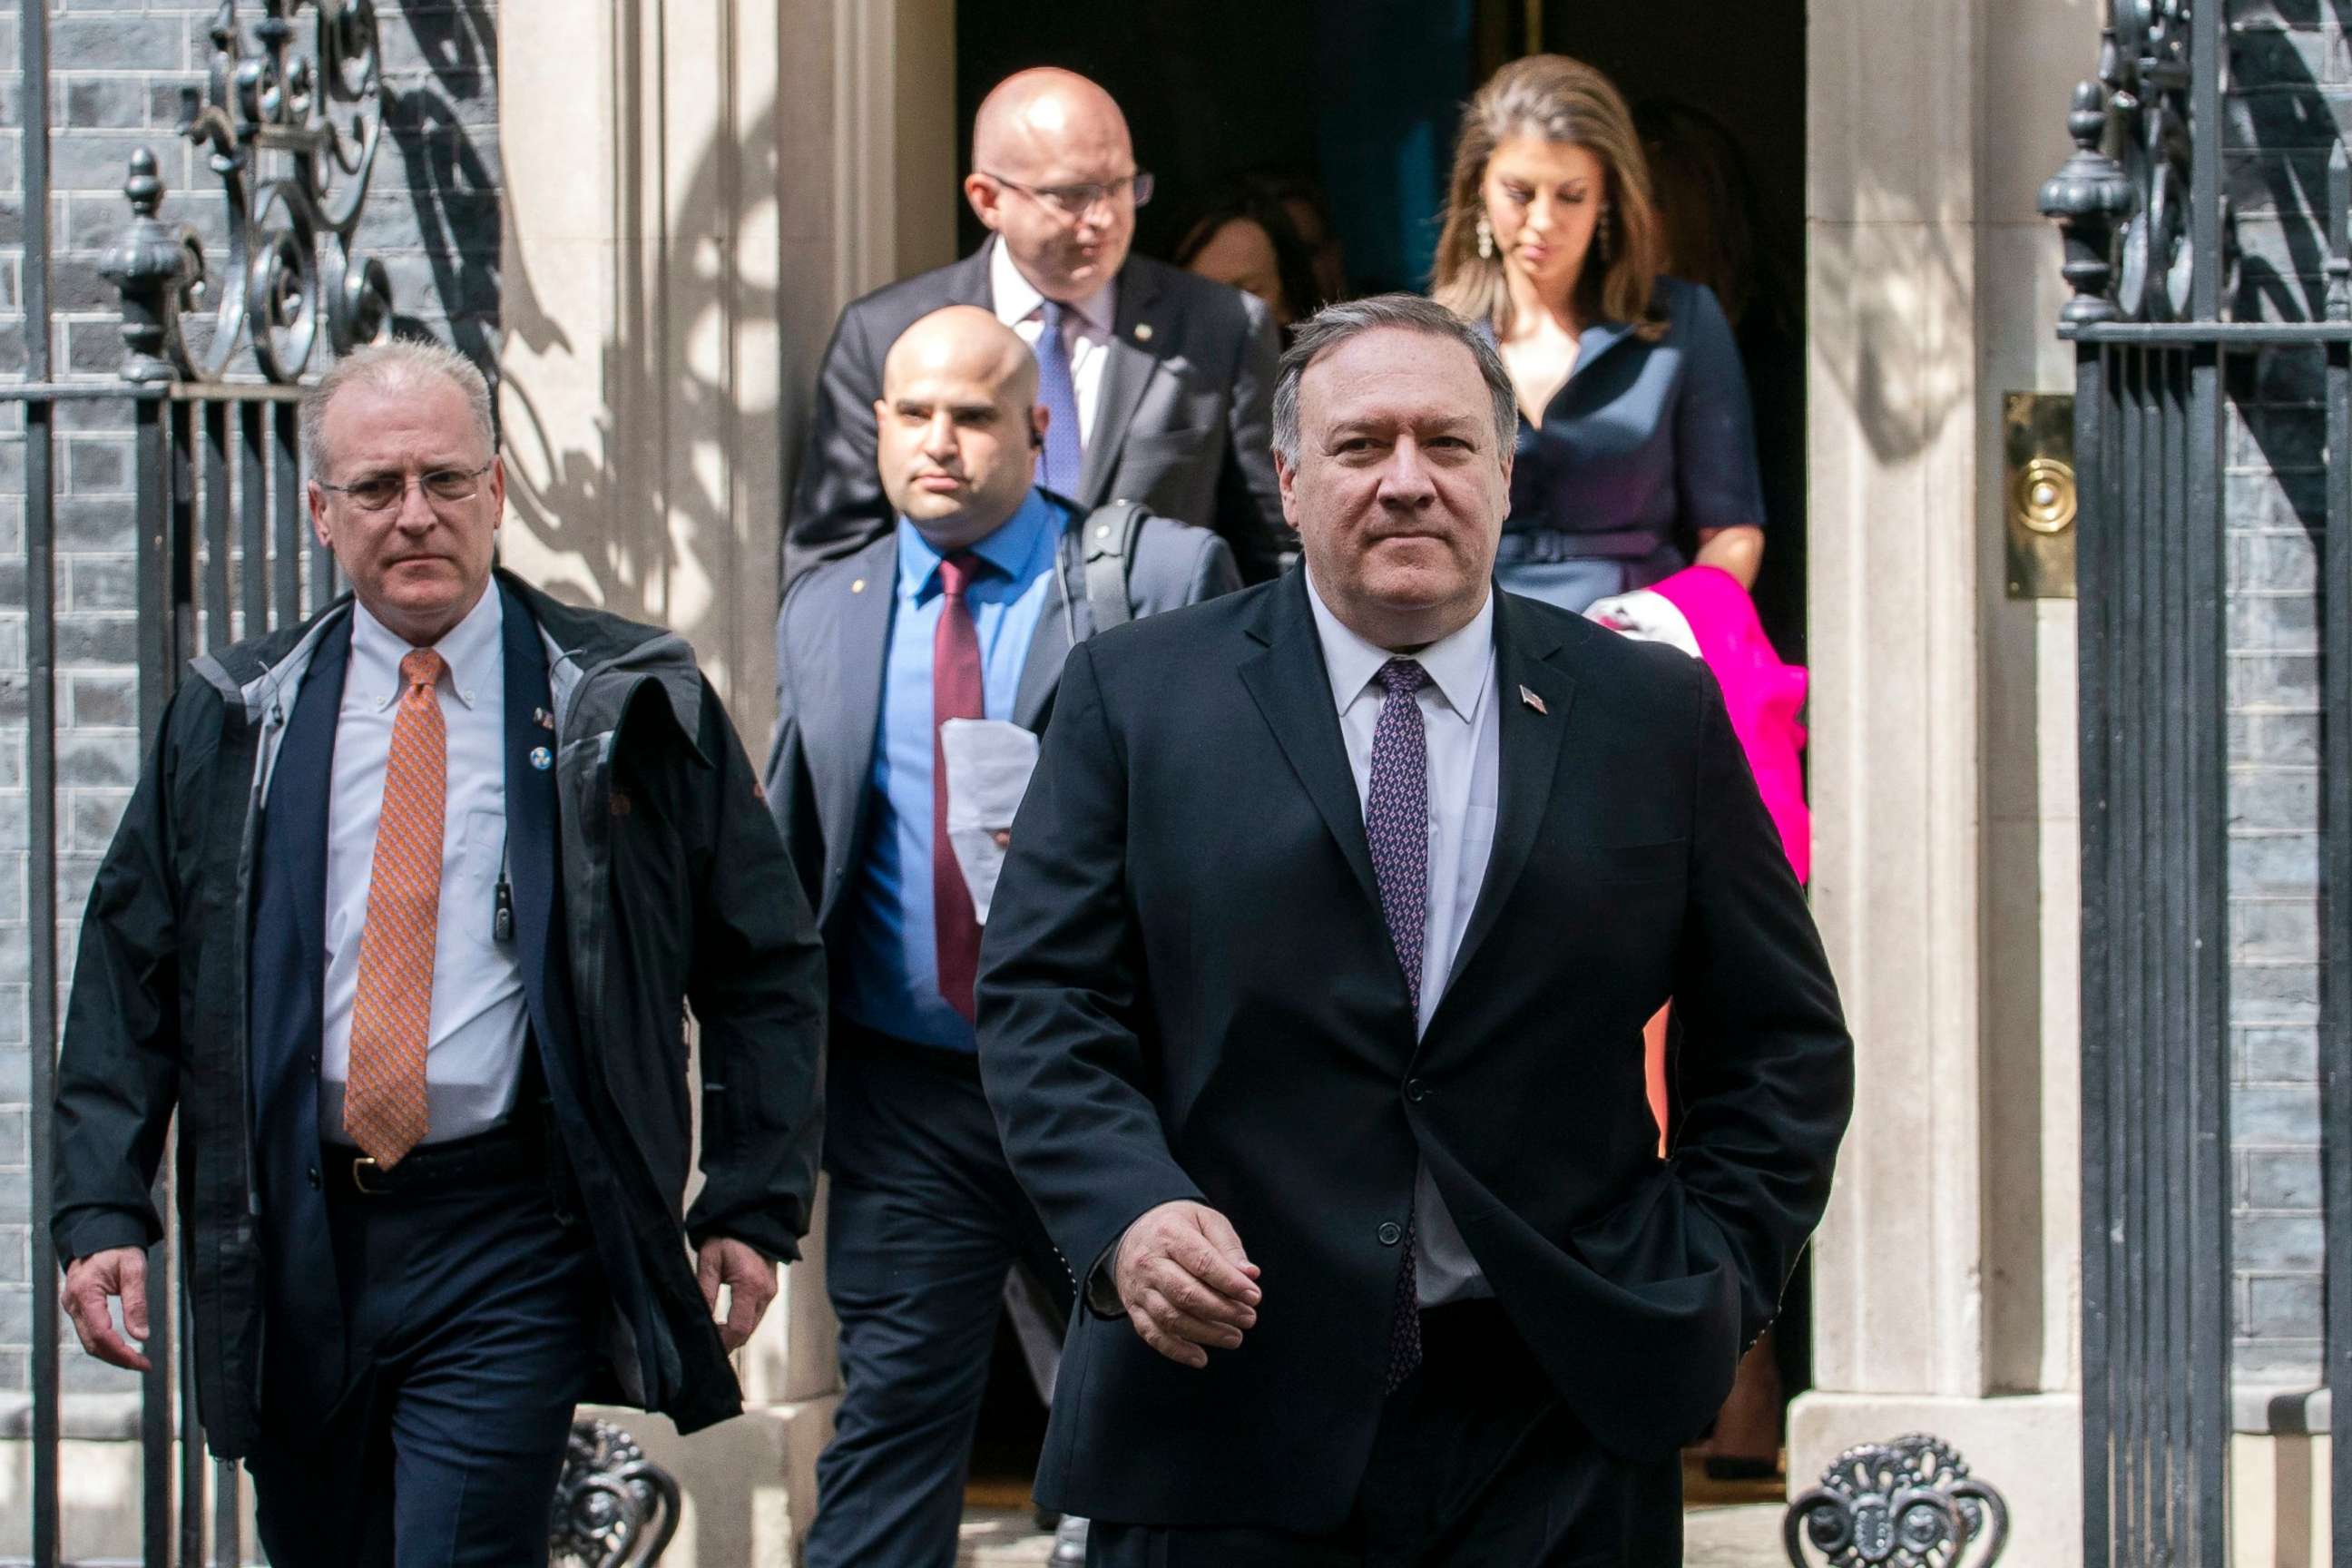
[
  {"xmin": 62, "ymin": 1247, "xmax": 152, "ymax": 1372},
  {"xmin": 1112, "ymin": 1200, "xmax": 1261, "ymax": 1369},
  {"xmin": 695, "ymin": 1238, "xmax": 779, "ymax": 1351}
]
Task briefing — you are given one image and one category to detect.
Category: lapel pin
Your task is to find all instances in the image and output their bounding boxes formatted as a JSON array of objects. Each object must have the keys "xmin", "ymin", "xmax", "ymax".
[
  {"xmin": 1133, "ymin": 322, "xmax": 1153, "ymax": 342},
  {"xmin": 851, "ymin": 577, "xmax": 867, "ymax": 594},
  {"xmin": 533, "ymin": 706, "xmax": 554, "ymax": 731},
  {"xmin": 529, "ymin": 745, "xmax": 554, "ymax": 771},
  {"xmin": 1518, "ymin": 684, "xmax": 1547, "ymax": 715}
]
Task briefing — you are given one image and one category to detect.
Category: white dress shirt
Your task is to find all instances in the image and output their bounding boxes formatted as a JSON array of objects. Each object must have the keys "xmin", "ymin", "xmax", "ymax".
[
  {"xmin": 1305, "ymin": 571, "xmax": 1500, "ymax": 1306},
  {"xmin": 992, "ymin": 239, "xmax": 1117, "ymax": 451},
  {"xmin": 319, "ymin": 586, "xmax": 529, "ymax": 1147}
]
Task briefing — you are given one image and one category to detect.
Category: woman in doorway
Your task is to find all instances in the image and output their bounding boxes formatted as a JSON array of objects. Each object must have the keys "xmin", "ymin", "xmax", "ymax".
[
  {"xmin": 1429, "ymin": 53, "xmax": 1767, "ymax": 612},
  {"xmin": 1430, "ymin": 53, "xmax": 1789, "ymax": 1485}
]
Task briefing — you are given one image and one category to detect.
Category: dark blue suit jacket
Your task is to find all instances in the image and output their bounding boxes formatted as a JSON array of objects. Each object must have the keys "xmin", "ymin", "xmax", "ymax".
[{"xmin": 247, "ymin": 582, "xmax": 638, "ymax": 1419}]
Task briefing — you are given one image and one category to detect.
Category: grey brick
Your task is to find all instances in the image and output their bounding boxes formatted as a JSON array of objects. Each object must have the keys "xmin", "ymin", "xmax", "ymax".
[
  {"xmin": 66, "ymin": 791, "xmax": 128, "ymax": 856},
  {"xmin": 2229, "ymin": 652, "xmax": 2320, "ymax": 710},
  {"xmin": 2244, "ymin": 1149, "xmax": 2324, "ymax": 1209},
  {"xmin": 0, "ymin": 1347, "xmax": 23, "ymax": 1395},
  {"xmin": 54, "ymin": 495, "xmax": 135, "ymax": 552},
  {"xmin": 2246, "ymin": 1274, "xmax": 2325, "ymax": 1338},
  {"xmin": 2230, "ymin": 20, "xmax": 2338, "ymax": 86},
  {"xmin": 2233, "ymin": 1083, "xmax": 2321, "ymax": 1143},
  {"xmin": 56, "ymin": 731, "xmax": 137, "ymax": 789},
  {"xmin": 61, "ymin": 1346, "xmax": 142, "ymax": 1393},
  {"xmin": 0, "ymin": 1227, "xmax": 24, "ymax": 1288},
  {"xmin": 2235, "ymin": 1212, "xmax": 2326, "ymax": 1270},
  {"xmin": 56, "ymin": 615, "xmax": 134, "ymax": 665},
  {"xmin": 66, "ymin": 554, "xmax": 135, "ymax": 612},
  {"xmin": 46, "ymin": 19, "xmax": 184, "ymax": 73},
  {"xmin": 67, "ymin": 671, "xmax": 134, "ymax": 729},
  {"xmin": 2228, "ymin": 591, "xmax": 2318, "ymax": 650},
  {"xmin": 63, "ymin": 77, "xmax": 151, "ymax": 132},
  {"xmin": 2238, "ymin": 1026, "xmax": 2318, "ymax": 1083},
  {"xmin": 63, "ymin": 436, "xmax": 128, "ymax": 495},
  {"xmin": 2230, "ymin": 897, "xmax": 2318, "ymax": 959},
  {"xmin": 2230, "ymin": 830, "xmax": 2321, "ymax": 896},
  {"xmin": 2242, "ymin": 712, "xmax": 2321, "ymax": 763},
  {"xmin": 2233, "ymin": 960, "xmax": 2321, "ymax": 1024},
  {"xmin": 2228, "ymin": 766, "xmax": 2318, "ymax": 828},
  {"xmin": 0, "ymin": 1044, "xmax": 25, "ymax": 1100}
]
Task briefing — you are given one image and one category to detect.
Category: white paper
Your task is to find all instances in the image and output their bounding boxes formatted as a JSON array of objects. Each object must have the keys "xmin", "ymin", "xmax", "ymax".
[
  {"xmin": 941, "ymin": 718, "xmax": 1041, "ymax": 923},
  {"xmin": 1583, "ymin": 588, "xmax": 1701, "ymax": 659}
]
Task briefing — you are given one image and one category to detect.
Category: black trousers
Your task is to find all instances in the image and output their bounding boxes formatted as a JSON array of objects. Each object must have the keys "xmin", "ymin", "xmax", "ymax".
[
  {"xmin": 805, "ymin": 1027, "xmax": 1076, "ymax": 1568},
  {"xmin": 1086, "ymin": 1301, "xmax": 1683, "ymax": 1568},
  {"xmin": 246, "ymin": 1130, "xmax": 602, "ymax": 1568}
]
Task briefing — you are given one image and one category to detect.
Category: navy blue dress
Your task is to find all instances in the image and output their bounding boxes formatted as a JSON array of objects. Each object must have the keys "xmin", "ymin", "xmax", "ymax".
[{"xmin": 1484, "ymin": 275, "xmax": 1766, "ymax": 612}]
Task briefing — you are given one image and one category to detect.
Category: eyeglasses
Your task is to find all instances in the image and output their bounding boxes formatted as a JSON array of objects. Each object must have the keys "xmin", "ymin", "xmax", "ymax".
[
  {"xmin": 318, "ymin": 458, "xmax": 495, "ymax": 514},
  {"xmin": 979, "ymin": 170, "xmax": 1154, "ymax": 220}
]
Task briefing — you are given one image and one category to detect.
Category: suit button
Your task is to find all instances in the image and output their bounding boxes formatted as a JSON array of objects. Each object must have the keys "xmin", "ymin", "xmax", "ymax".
[
  {"xmin": 1377, "ymin": 1221, "xmax": 1403, "ymax": 1247},
  {"xmin": 1405, "ymin": 1078, "xmax": 1426, "ymax": 1102},
  {"xmin": 306, "ymin": 1165, "xmax": 321, "ymax": 1190}
]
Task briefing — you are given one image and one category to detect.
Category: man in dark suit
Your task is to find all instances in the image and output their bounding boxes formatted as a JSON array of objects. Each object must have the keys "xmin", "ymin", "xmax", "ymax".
[
  {"xmin": 52, "ymin": 340, "xmax": 825, "ymax": 1565},
  {"xmin": 785, "ymin": 66, "xmax": 1289, "ymax": 587},
  {"xmin": 767, "ymin": 305, "xmax": 1237, "ymax": 1566},
  {"xmin": 977, "ymin": 295, "xmax": 1853, "ymax": 1565}
]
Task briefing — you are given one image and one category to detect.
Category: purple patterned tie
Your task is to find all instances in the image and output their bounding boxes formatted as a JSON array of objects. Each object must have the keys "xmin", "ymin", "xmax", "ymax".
[
  {"xmin": 1366, "ymin": 657, "xmax": 1430, "ymax": 1391},
  {"xmin": 1034, "ymin": 299, "xmax": 1085, "ymax": 496}
]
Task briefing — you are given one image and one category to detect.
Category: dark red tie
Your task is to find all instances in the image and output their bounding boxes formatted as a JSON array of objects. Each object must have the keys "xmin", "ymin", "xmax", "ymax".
[{"xmin": 933, "ymin": 552, "xmax": 986, "ymax": 1020}]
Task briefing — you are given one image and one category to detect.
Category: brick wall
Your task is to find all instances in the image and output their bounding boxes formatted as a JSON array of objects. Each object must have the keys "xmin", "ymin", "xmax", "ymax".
[
  {"xmin": 2223, "ymin": 0, "xmax": 2337, "ymax": 1396},
  {"xmin": 0, "ymin": 0, "xmax": 498, "ymax": 1403}
]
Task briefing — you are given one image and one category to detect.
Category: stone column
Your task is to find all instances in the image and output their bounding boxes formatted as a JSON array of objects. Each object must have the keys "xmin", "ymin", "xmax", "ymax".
[
  {"xmin": 1788, "ymin": 0, "xmax": 2088, "ymax": 1560},
  {"xmin": 497, "ymin": 2, "xmax": 956, "ymax": 1559}
]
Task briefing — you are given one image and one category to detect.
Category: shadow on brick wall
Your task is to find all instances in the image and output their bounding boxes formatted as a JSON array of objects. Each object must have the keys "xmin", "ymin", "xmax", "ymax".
[{"xmin": 379, "ymin": 2, "xmax": 502, "ymax": 377}]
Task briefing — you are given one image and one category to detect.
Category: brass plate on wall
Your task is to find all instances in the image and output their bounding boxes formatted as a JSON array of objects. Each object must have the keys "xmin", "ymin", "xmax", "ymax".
[{"xmin": 2004, "ymin": 392, "xmax": 2076, "ymax": 599}]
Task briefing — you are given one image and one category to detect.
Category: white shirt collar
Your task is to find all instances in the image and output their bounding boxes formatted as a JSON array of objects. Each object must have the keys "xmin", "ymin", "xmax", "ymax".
[
  {"xmin": 1303, "ymin": 569, "xmax": 1495, "ymax": 729},
  {"xmin": 989, "ymin": 238, "xmax": 1116, "ymax": 338},
  {"xmin": 350, "ymin": 580, "xmax": 502, "ymax": 712}
]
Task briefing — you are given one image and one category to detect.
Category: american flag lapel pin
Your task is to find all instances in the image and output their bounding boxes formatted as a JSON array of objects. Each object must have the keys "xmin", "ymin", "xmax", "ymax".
[{"xmin": 1519, "ymin": 684, "xmax": 1547, "ymax": 715}]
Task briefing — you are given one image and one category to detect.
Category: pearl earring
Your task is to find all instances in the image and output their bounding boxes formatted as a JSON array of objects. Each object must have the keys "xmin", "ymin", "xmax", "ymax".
[{"xmin": 1475, "ymin": 215, "xmax": 1494, "ymax": 261}]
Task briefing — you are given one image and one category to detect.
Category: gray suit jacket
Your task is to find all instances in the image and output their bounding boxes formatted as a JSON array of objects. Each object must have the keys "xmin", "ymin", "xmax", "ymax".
[
  {"xmin": 766, "ymin": 494, "xmax": 1240, "ymax": 936},
  {"xmin": 783, "ymin": 241, "xmax": 1290, "ymax": 590}
]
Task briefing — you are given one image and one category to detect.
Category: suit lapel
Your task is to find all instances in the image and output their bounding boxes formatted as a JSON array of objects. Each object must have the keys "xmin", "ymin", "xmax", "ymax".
[
  {"xmin": 808, "ymin": 534, "xmax": 897, "ymax": 912},
  {"xmin": 950, "ymin": 241, "xmax": 996, "ymax": 308},
  {"xmin": 1441, "ymin": 591, "xmax": 1575, "ymax": 998},
  {"xmin": 1238, "ymin": 573, "xmax": 1381, "ymax": 909},
  {"xmin": 1011, "ymin": 512, "xmax": 1082, "ymax": 730},
  {"xmin": 498, "ymin": 582, "xmax": 560, "ymax": 1039},
  {"xmin": 277, "ymin": 618, "xmax": 350, "ymax": 1008},
  {"xmin": 1078, "ymin": 263, "xmax": 1165, "ymax": 505}
]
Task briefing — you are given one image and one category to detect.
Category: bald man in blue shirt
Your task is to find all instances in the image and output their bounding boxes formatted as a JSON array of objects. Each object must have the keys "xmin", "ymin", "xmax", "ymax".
[{"xmin": 765, "ymin": 306, "xmax": 1238, "ymax": 1565}]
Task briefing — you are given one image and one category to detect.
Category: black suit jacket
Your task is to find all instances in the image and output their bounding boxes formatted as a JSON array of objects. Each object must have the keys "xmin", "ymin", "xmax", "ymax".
[
  {"xmin": 975, "ymin": 572, "xmax": 1853, "ymax": 1530},
  {"xmin": 783, "ymin": 241, "xmax": 1290, "ymax": 586},
  {"xmin": 245, "ymin": 583, "xmax": 654, "ymax": 1424}
]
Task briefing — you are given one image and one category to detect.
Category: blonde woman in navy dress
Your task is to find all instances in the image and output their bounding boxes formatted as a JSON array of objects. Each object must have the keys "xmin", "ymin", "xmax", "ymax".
[{"xmin": 1430, "ymin": 54, "xmax": 1767, "ymax": 613}]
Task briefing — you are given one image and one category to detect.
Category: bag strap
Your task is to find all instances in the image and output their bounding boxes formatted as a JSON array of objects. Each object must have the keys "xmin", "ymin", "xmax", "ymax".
[{"xmin": 1079, "ymin": 499, "xmax": 1149, "ymax": 635}]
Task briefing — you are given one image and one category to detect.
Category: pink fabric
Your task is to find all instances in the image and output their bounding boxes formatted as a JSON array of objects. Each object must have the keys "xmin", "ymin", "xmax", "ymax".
[{"xmin": 1645, "ymin": 566, "xmax": 1810, "ymax": 884}]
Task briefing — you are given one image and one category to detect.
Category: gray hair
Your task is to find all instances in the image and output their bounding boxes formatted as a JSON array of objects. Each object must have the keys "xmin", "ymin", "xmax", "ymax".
[
  {"xmin": 299, "ymin": 338, "xmax": 496, "ymax": 480},
  {"xmin": 1269, "ymin": 293, "xmax": 1516, "ymax": 467}
]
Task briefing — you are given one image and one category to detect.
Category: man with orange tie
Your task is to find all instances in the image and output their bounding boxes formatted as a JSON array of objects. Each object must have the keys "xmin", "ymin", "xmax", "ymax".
[{"xmin": 49, "ymin": 339, "xmax": 825, "ymax": 1565}]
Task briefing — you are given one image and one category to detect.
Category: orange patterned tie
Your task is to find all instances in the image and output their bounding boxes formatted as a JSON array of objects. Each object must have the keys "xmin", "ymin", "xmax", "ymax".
[{"xmin": 343, "ymin": 647, "xmax": 446, "ymax": 1166}]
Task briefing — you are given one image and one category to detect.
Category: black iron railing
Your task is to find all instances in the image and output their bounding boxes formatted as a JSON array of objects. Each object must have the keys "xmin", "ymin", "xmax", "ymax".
[{"xmin": 2043, "ymin": 2, "xmax": 2352, "ymax": 1563}]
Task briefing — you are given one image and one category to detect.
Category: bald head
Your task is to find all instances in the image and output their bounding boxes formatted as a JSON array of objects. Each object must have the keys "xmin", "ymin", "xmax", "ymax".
[
  {"xmin": 972, "ymin": 68, "xmax": 1131, "ymax": 172},
  {"xmin": 874, "ymin": 306, "xmax": 1049, "ymax": 549},
  {"xmin": 882, "ymin": 305, "xmax": 1038, "ymax": 408},
  {"xmin": 964, "ymin": 68, "xmax": 1140, "ymax": 302}
]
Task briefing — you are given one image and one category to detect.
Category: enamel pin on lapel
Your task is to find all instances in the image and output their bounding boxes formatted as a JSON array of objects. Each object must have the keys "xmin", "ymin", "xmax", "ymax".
[
  {"xmin": 1133, "ymin": 322, "xmax": 1153, "ymax": 342},
  {"xmin": 533, "ymin": 706, "xmax": 554, "ymax": 731},
  {"xmin": 529, "ymin": 746, "xmax": 554, "ymax": 771},
  {"xmin": 1519, "ymin": 684, "xmax": 1547, "ymax": 715}
]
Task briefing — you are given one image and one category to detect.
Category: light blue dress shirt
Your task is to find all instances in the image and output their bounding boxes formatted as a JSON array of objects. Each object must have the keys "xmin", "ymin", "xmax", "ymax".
[{"xmin": 837, "ymin": 488, "xmax": 1066, "ymax": 1052}]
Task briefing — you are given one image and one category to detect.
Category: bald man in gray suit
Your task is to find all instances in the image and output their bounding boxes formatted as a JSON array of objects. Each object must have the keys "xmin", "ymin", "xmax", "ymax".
[{"xmin": 767, "ymin": 306, "xmax": 1236, "ymax": 1565}]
